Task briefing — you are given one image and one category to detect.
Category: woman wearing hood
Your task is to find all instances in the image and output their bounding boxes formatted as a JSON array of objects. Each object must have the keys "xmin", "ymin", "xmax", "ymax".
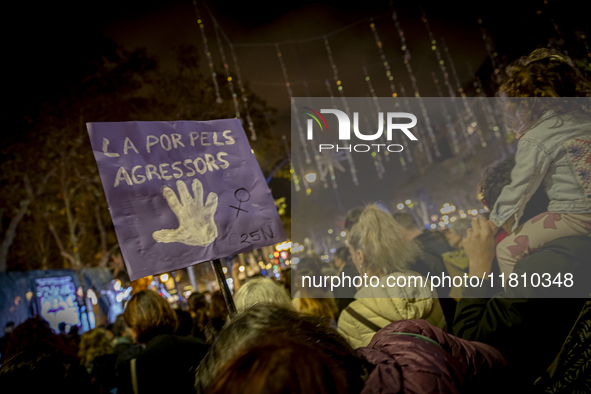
[{"xmin": 337, "ymin": 204, "xmax": 446, "ymax": 348}]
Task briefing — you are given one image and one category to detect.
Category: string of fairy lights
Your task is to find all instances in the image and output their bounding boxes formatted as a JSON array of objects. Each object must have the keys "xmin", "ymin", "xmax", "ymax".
[
  {"xmin": 389, "ymin": 12, "xmax": 441, "ymax": 162},
  {"xmin": 323, "ymin": 36, "xmax": 359, "ymax": 186},
  {"xmin": 189, "ymin": 1, "xmax": 533, "ymax": 196}
]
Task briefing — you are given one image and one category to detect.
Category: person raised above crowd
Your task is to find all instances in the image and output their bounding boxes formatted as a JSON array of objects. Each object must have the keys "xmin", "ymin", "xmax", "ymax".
[
  {"xmin": 455, "ymin": 132, "xmax": 591, "ymax": 391},
  {"xmin": 479, "ymin": 155, "xmax": 551, "ymax": 249},
  {"xmin": 489, "ymin": 48, "xmax": 591, "ymax": 280},
  {"xmin": 337, "ymin": 204, "xmax": 446, "ymax": 348}
]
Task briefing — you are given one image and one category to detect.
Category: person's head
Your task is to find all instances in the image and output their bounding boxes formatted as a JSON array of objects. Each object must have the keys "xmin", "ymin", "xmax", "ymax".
[
  {"xmin": 194, "ymin": 304, "xmax": 365, "ymax": 394},
  {"xmin": 3, "ymin": 317, "xmax": 54, "ymax": 361},
  {"xmin": 296, "ymin": 295, "xmax": 338, "ymax": 322},
  {"xmin": 210, "ymin": 291, "xmax": 228, "ymax": 320},
  {"xmin": 348, "ymin": 204, "xmax": 421, "ymax": 276},
  {"xmin": 207, "ymin": 336, "xmax": 350, "ymax": 394},
  {"xmin": 58, "ymin": 322, "xmax": 67, "ymax": 334},
  {"xmin": 188, "ymin": 292, "xmax": 208, "ymax": 318},
  {"xmin": 334, "ymin": 247, "xmax": 351, "ymax": 269},
  {"xmin": 112, "ymin": 314, "xmax": 132, "ymax": 340},
  {"xmin": 123, "ymin": 290, "xmax": 178, "ymax": 344},
  {"xmin": 234, "ymin": 277, "xmax": 294, "ymax": 312},
  {"xmin": 294, "ymin": 256, "xmax": 326, "ymax": 291},
  {"xmin": 174, "ymin": 309, "xmax": 193, "ymax": 337},
  {"xmin": 391, "ymin": 212, "xmax": 423, "ymax": 240},
  {"xmin": 447, "ymin": 218, "xmax": 473, "ymax": 249},
  {"xmin": 0, "ymin": 342, "xmax": 75, "ymax": 393},
  {"xmin": 344, "ymin": 207, "xmax": 363, "ymax": 245},
  {"xmin": 280, "ymin": 267, "xmax": 292, "ymax": 288},
  {"xmin": 498, "ymin": 48, "xmax": 591, "ymax": 136},
  {"xmin": 78, "ymin": 328, "xmax": 113, "ymax": 366},
  {"xmin": 203, "ymin": 291, "xmax": 212, "ymax": 303},
  {"xmin": 68, "ymin": 326, "xmax": 79, "ymax": 336}
]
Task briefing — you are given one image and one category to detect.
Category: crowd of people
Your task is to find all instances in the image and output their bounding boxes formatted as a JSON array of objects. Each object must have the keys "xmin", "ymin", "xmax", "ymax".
[{"xmin": 1, "ymin": 48, "xmax": 591, "ymax": 393}]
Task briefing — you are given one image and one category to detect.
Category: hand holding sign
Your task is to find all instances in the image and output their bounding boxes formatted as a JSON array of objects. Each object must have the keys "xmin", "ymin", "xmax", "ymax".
[{"xmin": 153, "ymin": 179, "xmax": 219, "ymax": 247}]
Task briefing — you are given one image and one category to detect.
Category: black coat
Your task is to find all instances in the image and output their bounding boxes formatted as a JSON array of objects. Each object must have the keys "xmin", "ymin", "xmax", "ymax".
[
  {"xmin": 116, "ymin": 334, "xmax": 209, "ymax": 394},
  {"xmin": 411, "ymin": 232, "xmax": 457, "ymax": 333},
  {"xmin": 334, "ymin": 261, "xmax": 360, "ymax": 315},
  {"xmin": 453, "ymin": 235, "xmax": 591, "ymax": 391},
  {"xmin": 415, "ymin": 230, "xmax": 454, "ymax": 258}
]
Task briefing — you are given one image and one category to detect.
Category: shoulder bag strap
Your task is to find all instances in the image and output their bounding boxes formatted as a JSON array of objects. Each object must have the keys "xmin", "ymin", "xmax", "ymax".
[
  {"xmin": 345, "ymin": 306, "xmax": 382, "ymax": 332},
  {"xmin": 131, "ymin": 357, "xmax": 139, "ymax": 394}
]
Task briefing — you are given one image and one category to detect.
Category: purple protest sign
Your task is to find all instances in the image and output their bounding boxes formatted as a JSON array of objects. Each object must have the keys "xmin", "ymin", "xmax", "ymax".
[{"xmin": 87, "ymin": 120, "xmax": 286, "ymax": 281}]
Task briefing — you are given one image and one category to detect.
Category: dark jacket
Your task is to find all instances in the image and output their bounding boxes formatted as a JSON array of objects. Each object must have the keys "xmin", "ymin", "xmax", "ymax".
[
  {"xmin": 358, "ymin": 319, "xmax": 506, "ymax": 393},
  {"xmin": 413, "ymin": 230, "xmax": 454, "ymax": 292},
  {"xmin": 410, "ymin": 251, "xmax": 458, "ymax": 334},
  {"xmin": 454, "ymin": 236, "xmax": 591, "ymax": 391},
  {"xmin": 416, "ymin": 230, "xmax": 454, "ymax": 258},
  {"xmin": 335, "ymin": 260, "xmax": 360, "ymax": 314},
  {"xmin": 116, "ymin": 334, "xmax": 209, "ymax": 394}
]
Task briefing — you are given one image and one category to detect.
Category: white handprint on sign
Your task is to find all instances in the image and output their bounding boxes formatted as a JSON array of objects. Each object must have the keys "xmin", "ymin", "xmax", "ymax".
[{"xmin": 152, "ymin": 179, "xmax": 219, "ymax": 247}]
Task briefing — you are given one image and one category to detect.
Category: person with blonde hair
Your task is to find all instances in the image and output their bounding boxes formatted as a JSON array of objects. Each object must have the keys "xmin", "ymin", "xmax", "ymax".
[
  {"xmin": 234, "ymin": 277, "xmax": 294, "ymax": 312},
  {"xmin": 337, "ymin": 204, "xmax": 446, "ymax": 348}
]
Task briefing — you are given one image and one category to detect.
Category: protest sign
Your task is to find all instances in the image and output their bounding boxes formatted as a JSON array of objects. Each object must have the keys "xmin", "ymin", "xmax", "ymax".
[{"xmin": 87, "ymin": 119, "xmax": 286, "ymax": 281}]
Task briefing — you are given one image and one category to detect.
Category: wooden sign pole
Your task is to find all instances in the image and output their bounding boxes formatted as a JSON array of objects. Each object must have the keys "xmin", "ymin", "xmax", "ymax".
[{"xmin": 211, "ymin": 259, "xmax": 237, "ymax": 317}]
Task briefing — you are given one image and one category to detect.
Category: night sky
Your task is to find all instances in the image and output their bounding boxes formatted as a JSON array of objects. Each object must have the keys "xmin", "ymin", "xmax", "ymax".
[
  {"xmin": 5, "ymin": 0, "xmax": 586, "ymax": 133},
  {"xmin": 2, "ymin": 0, "xmax": 588, "ymax": 210}
]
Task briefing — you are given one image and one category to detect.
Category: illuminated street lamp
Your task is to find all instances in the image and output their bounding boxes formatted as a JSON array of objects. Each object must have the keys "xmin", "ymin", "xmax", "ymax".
[{"xmin": 305, "ymin": 173, "xmax": 317, "ymax": 183}]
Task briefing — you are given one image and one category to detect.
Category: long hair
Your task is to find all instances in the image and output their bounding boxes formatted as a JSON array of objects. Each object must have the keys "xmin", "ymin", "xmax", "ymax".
[
  {"xmin": 348, "ymin": 204, "xmax": 422, "ymax": 274},
  {"xmin": 123, "ymin": 290, "xmax": 177, "ymax": 344},
  {"xmin": 498, "ymin": 48, "xmax": 591, "ymax": 135},
  {"xmin": 207, "ymin": 337, "xmax": 350, "ymax": 394},
  {"xmin": 297, "ymin": 295, "xmax": 338, "ymax": 321},
  {"xmin": 194, "ymin": 304, "xmax": 365, "ymax": 394}
]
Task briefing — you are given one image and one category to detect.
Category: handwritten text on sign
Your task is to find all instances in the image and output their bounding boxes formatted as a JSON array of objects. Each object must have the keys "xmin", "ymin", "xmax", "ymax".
[{"xmin": 87, "ymin": 120, "xmax": 285, "ymax": 280}]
